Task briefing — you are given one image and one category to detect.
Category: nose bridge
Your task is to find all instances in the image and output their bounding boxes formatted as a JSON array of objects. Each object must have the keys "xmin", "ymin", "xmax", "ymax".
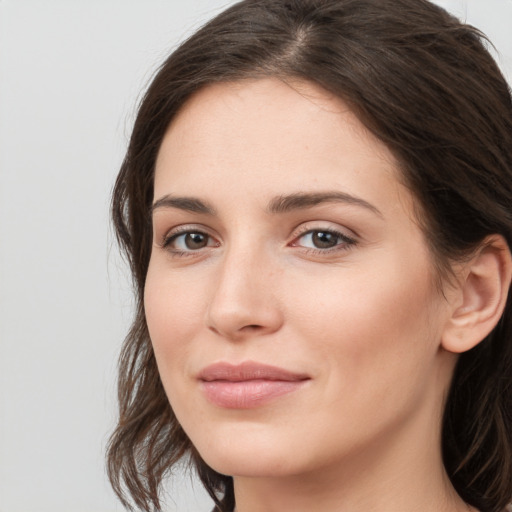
[{"xmin": 206, "ymin": 236, "xmax": 282, "ymax": 339}]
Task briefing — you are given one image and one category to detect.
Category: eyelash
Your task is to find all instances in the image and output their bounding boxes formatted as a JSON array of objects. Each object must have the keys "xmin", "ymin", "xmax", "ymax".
[
  {"xmin": 160, "ymin": 226, "xmax": 357, "ymax": 257},
  {"xmin": 161, "ymin": 226, "xmax": 218, "ymax": 257},
  {"xmin": 291, "ymin": 228, "xmax": 356, "ymax": 255}
]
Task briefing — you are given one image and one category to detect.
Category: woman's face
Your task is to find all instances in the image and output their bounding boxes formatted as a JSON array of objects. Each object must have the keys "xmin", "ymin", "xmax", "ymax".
[{"xmin": 145, "ymin": 78, "xmax": 457, "ymax": 479}]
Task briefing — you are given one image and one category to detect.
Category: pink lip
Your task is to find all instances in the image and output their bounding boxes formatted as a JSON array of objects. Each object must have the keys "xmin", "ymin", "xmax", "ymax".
[{"xmin": 198, "ymin": 361, "xmax": 310, "ymax": 409}]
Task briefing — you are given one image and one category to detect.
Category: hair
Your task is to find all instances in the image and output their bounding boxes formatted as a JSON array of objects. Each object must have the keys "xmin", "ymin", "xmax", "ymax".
[{"xmin": 107, "ymin": 1, "xmax": 512, "ymax": 511}]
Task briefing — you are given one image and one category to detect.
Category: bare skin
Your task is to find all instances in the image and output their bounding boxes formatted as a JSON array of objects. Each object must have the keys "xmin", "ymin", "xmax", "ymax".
[{"xmin": 145, "ymin": 78, "xmax": 509, "ymax": 512}]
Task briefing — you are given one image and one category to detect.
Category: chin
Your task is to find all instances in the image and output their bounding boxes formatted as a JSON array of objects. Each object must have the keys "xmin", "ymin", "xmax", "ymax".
[
  {"xmin": 187, "ymin": 423, "xmax": 311, "ymax": 478},
  {"xmin": 202, "ymin": 449, "xmax": 300, "ymax": 479}
]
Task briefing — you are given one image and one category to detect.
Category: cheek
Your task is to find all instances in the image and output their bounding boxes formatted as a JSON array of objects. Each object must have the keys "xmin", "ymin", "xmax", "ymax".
[
  {"xmin": 287, "ymin": 251, "xmax": 441, "ymax": 398},
  {"xmin": 144, "ymin": 263, "xmax": 209, "ymax": 384},
  {"xmin": 267, "ymin": 255, "xmax": 445, "ymax": 466}
]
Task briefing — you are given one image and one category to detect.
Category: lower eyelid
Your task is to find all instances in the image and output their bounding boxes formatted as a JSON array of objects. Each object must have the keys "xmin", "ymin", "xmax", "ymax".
[
  {"xmin": 161, "ymin": 226, "xmax": 210, "ymax": 244},
  {"xmin": 158, "ymin": 225, "xmax": 355, "ymax": 255},
  {"xmin": 162, "ymin": 230, "xmax": 221, "ymax": 254},
  {"xmin": 291, "ymin": 228, "xmax": 356, "ymax": 247}
]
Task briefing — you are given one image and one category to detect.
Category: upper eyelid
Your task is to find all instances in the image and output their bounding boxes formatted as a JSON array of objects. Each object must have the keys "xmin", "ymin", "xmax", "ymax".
[
  {"xmin": 295, "ymin": 227, "xmax": 353, "ymax": 239},
  {"xmin": 155, "ymin": 221, "xmax": 358, "ymax": 247},
  {"xmin": 157, "ymin": 224, "xmax": 217, "ymax": 248},
  {"xmin": 290, "ymin": 221, "xmax": 357, "ymax": 240},
  {"xmin": 291, "ymin": 228, "xmax": 356, "ymax": 247},
  {"xmin": 162, "ymin": 223, "xmax": 214, "ymax": 238}
]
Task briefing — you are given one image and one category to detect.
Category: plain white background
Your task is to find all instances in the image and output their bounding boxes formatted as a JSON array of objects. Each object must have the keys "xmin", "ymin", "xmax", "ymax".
[{"xmin": 0, "ymin": 1, "xmax": 510, "ymax": 511}]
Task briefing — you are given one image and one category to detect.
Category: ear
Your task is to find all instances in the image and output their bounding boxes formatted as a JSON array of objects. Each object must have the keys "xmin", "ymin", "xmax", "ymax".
[{"xmin": 441, "ymin": 235, "xmax": 512, "ymax": 354}]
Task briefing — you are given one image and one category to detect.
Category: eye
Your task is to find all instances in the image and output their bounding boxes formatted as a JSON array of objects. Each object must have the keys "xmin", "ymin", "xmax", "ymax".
[
  {"xmin": 292, "ymin": 229, "xmax": 355, "ymax": 251},
  {"xmin": 163, "ymin": 230, "xmax": 218, "ymax": 252}
]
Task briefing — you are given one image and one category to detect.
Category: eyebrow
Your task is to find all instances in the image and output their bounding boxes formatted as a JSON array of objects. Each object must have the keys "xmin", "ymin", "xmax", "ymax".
[
  {"xmin": 151, "ymin": 195, "xmax": 216, "ymax": 215},
  {"xmin": 151, "ymin": 191, "xmax": 382, "ymax": 218},
  {"xmin": 267, "ymin": 191, "xmax": 383, "ymax": 217}
]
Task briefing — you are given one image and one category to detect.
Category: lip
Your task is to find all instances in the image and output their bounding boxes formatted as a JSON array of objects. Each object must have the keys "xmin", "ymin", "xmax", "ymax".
[{"xmin": 198, "ymin": 361, "xmax": 310, "ymax": 409}]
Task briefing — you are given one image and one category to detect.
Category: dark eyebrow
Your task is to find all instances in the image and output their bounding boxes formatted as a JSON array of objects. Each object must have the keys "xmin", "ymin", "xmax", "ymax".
[
  {"xmin": 267, "ymin": 191, "xmax": 383, "ymax": 218},
  {"xmin": 151, "ymin": 191, "xmax": 382, "ymax": 218},
  {"xmin": 151, "ymin": 195, "xmax": 216, "ymax": 215}
]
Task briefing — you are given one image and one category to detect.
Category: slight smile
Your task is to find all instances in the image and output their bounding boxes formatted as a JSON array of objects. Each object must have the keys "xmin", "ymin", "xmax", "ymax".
[{"xmin": 198, "ymin": 361, "xmax": 311, "ymax": 409}]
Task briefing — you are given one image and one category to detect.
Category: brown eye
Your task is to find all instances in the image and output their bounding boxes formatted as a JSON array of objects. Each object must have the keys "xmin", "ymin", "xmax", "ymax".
[
  {"xmin": 184, "ymin": 232, "xmax": 208, "ymax": 249},
  {"xmin": 164, "ymin": 230, "xmax": 216, "ymax": 252},
  {"xmin": 311, "ymin": 231, "xmax": 339, "ymax": 249},
  {"xmin": 293, "ymin": 229, "xmax": 356, "ymax": 252}
]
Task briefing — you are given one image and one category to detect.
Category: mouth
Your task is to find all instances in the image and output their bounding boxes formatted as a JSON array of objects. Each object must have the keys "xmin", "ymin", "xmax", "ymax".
[{"xmin": 198, "ymin": 361, "xmax": 311, "ymax": 409}]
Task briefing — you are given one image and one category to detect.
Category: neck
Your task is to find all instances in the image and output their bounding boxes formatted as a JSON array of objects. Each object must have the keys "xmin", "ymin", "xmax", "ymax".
[
  {"xmin": 234, "ymin": 457, "xmax": 468, "ymax": 512},
  {"xmin": 233, "ymin": 440, "xmax": 467, "ymax": 512}
]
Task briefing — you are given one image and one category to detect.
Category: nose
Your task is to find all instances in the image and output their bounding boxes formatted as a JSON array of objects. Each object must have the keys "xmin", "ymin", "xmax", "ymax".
[{"xmin": 206, "ymin": 245, "xmax": 283, "ymax": 340}]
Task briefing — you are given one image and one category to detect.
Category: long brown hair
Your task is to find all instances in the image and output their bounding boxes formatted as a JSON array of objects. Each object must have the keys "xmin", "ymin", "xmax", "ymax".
[{"xmin": 107, "ymin": 1, "xmax": 512, "ymax": 511}]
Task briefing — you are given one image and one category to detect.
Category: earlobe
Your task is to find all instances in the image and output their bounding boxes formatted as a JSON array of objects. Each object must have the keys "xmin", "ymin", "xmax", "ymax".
[{"xmin": 441, "ymin": 235, "xmax": 512, "ymax": 354}]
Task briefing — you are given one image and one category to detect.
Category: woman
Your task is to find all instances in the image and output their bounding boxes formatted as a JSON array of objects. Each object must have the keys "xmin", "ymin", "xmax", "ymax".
[{"xmin": 107, "ymin": 1, "xmax": 512, "ymax": 511}]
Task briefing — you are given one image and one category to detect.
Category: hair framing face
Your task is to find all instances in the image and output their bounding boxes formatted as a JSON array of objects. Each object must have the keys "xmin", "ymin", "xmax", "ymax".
[{"xmin": 107, "ymin": 1, "xmax": 512, "ymax": 511}]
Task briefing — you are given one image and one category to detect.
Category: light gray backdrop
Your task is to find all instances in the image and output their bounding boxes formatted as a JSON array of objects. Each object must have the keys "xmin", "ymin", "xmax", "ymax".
[{"xmin": 0, "ymin": 1, "xmax": 511, "ymax": 511}]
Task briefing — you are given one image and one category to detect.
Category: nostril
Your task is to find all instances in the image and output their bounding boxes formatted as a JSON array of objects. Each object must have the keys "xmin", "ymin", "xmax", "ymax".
[
  {"xmin": 208, "ymin": 323, "xmax": 264, "ymax": 339},
  {"xmin": 243, "ymin": 324, "xmax": 263, "ymax": 331}
]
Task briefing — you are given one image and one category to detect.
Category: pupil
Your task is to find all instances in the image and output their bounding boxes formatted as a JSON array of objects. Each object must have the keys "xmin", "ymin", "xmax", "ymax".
[
  {"xmin": 313, "ymin": 231, "xmax": 337, "ymax": 248},
  {"xmin": 185, "ymin": 233, "xmax": 207, "ymax": 249}
]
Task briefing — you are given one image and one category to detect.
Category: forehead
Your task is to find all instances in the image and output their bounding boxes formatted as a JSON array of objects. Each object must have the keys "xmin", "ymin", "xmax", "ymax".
[{"xmin": 154, "ymin": 78, "xmax": 406, "ymax": 214}]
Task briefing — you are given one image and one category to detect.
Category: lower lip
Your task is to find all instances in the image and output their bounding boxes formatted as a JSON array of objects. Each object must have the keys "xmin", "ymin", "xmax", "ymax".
[{"xmin": 201, "ymin": 379, "xmax": 307, "ymax": 409}]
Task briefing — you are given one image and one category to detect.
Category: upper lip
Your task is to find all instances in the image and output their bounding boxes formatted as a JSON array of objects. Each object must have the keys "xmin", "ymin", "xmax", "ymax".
[{"xmin": 198, "ymin": 361, "xmax": 310, "ymax": 382}]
